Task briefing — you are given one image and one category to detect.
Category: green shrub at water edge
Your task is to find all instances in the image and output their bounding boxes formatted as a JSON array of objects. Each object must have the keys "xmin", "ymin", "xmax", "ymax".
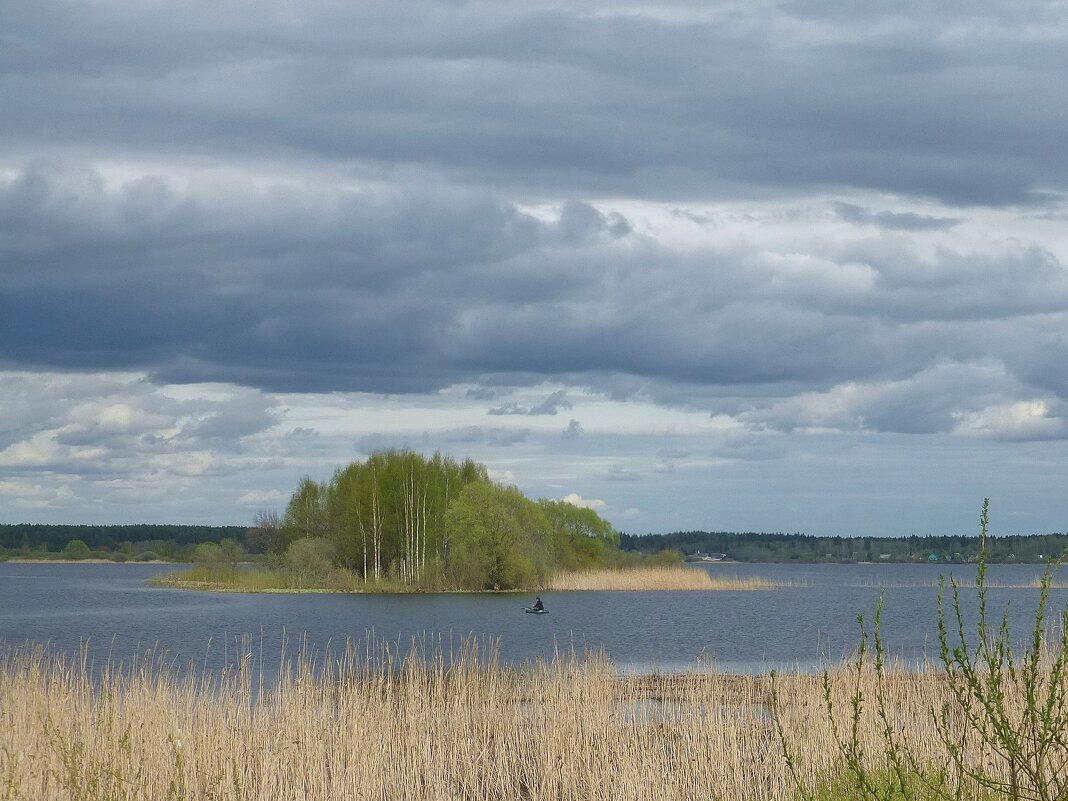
[
  {"xmin": 63, "ymin": 539, "xmax": 91, "ymax": 560},
  {"xmin": 776, "ymin": 499, "xmax": 1068, "ymax": 801}
]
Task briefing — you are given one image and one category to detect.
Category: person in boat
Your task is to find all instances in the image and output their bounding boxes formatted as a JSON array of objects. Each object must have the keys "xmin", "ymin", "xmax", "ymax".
[{"xmin": 532, "ymin": 596, "xmax": 544, "ymax": 612}]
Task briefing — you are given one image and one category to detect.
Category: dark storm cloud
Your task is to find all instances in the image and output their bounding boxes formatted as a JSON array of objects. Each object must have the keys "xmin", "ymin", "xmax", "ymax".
[
  {"xmin": 4, "ymin": 0, "xmax": 1068, "ymax": 205},
  {"xmin": 3, "ymin": 0, "xmax": 1068, "ymax": 447},
  {"xmin": 4, "ymin": 158, "xmax": 1068, "ymax": 429}
]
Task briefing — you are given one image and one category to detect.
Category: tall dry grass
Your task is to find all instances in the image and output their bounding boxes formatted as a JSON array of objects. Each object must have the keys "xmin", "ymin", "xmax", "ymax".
[
  {"xmin": 0, "ymin": 641, "xmax": 970, "ymax": 801},
  {"xmin": 546, "ymin": 565, "xmax": 776, "ymax": 591}
]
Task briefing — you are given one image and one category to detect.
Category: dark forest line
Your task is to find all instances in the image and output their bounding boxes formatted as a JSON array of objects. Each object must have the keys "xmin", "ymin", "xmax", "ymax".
[
  {"xmin": 620, "ymin": 530, "xmax": 1068, "ymax": 564},
  {"xmin": 0, "ymin": 524, "xmax": 247, "ymax": 559},
  {"xmin": 6, "ymin": 521, "xmax": 1068, "ymax": 567}
]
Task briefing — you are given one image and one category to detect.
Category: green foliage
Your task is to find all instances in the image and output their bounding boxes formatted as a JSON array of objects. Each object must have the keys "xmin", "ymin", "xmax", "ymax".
[
  {"xmin": 192, "ymin": 542, "xmax": 223, "ymax": 565},
  {"xmin": 218, "ymin": 538, "xmax": 244, "ymax": 568},
  {"xmin": 322, "ymin": 450, "xmax": 490, "ymax": 584},
  {"xmin": 284, "ymin": 537, "xmax": 336, "ymax": 584},
  {"xmin": 63, "ymin": 539, "xmax": 91, "ymax": 560},
  {"xmin": 444, "ymin": 482, "xmax": 553, "ymax": 590},
  {"xmin": 796, "ymin": 768, "xmax": 985, "ymax": 801},
  {"xmin": 284, "ymin": 476, "xmax": 329, "ymax": 544},
  {"xmin": 538, "ymin": 499, "xmax": 619, "ymax": 570},
  {"xmin": 775, "ymin": 500, "xmax": 1068, "ymax": 801},
  {"xmin": 271, "ymin": 450, "xmax": 620, "ymax": 591},
  {"xmin": 649, "ymin": 548, "xmax": 684, "ymax": 565}
]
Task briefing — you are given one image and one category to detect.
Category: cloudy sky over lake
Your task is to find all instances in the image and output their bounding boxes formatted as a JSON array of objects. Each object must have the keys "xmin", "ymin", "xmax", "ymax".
[{"xmin": 3, "ymin": 0, "xmax": 1067, "ymax": 536}]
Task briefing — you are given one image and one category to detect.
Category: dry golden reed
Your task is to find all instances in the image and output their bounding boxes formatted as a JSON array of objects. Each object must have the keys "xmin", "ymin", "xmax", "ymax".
[
  {"xmin": 545, "ymin": 565, "xmax": 776, "ymax": 591},
  {"xmin": 0, "ymin": 641, "xmax": 962, "ymax": 801}
]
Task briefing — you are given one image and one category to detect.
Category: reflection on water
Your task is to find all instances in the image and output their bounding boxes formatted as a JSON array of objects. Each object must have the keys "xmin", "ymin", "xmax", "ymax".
[{"xmin": 1, "ymin": 561, "xmax": 1065, "ymax": 678}]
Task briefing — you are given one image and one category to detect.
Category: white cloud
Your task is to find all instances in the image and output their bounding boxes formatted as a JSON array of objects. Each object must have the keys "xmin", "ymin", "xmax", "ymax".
[
  {"xmin": 954, "ymin": 401, "xmax": 1066, "ymax": 441},
  {"xmin": 0, "ymin": 480, "xmax": 42, "ymax": 497},
  {"xmin": 561, "ymin": 493, "xmax": 607, "ymax": 510},
  {"xmin": 0, "ymin": 436, "xmax": 58, "ymax": 467},
  {"xmin": 237, "ymin": 489, "xmax": 289, "ymax": 506}
]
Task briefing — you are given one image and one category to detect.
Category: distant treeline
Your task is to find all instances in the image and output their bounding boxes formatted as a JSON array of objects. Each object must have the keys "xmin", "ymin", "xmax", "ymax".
[
  {"xmin": 0, "ymin": 524, "xmax": 247, "ymax": 554},
  {"xmin": 620, "ymin": 530, "xmax": 1068, "ymax": 564}
]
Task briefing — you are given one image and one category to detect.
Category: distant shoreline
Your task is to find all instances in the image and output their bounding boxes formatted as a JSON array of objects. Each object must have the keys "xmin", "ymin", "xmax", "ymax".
[{"xmin": 4, "ymin": 558, "xmax": 174, "ymax": 565}]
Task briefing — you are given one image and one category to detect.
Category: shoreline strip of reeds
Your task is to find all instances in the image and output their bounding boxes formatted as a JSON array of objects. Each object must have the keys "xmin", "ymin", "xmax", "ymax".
[{"xmin": 546, "ymin": 565, "xmax": 777, "ymax": 591}]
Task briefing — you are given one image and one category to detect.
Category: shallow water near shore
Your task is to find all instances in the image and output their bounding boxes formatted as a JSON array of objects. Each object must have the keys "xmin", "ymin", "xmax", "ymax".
[{"xmin": 2, "ymin": 561, "xmax": 1065, "ymax": 680}]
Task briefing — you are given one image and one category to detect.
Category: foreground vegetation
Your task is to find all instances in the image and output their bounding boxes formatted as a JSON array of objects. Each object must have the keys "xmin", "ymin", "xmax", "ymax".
[
  {"xmin": 0, "ymin": 639, "xmax": 1053, "ymax": 801},
  {"xmin": 5, "ymin": 501, "xmax": 1063, "ymax": 800},
  {"xmin": 0, "ymin": 642, "xmax": 940, "ymax": 801}
]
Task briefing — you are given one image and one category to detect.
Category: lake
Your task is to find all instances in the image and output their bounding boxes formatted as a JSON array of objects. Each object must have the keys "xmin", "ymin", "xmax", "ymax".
[{"xmin": 2, "ymin": 561, "xmax": 1065, "ymax": 678}]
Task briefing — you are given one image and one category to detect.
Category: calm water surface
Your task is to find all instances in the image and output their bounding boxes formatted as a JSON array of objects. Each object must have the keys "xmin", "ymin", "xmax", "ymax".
[{"xmin": 1, "ymin": 562, "xmax": 1064, "ymax": 677}]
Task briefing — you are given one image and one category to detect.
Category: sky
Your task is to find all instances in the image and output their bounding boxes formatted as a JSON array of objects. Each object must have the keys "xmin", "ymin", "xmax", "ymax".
[{"xmin": 2, "ymin": 0, "xmax": 1067, "ymax": 537}]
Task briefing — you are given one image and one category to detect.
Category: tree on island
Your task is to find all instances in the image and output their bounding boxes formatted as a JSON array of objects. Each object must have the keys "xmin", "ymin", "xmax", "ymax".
[{"xmin": 265, "ymin": 450, "xmax": 621, "ymax": 591}]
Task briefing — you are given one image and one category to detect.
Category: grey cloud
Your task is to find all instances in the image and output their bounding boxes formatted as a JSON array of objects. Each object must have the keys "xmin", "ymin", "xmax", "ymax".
[
  {"xmin": 186, "ymin": 392, "xmax": 279, "ymax": 442},
  {"xmin": 556, "ymin": 201, "xmax": 631, "ymax": 243},
  {"xmin": 487, "ymin": 403, "xmax": 528, "ymax": 417},
  {"xmin": 606, "ymin": 465, "xmax": 641, "ymax": 482},
  {"xmin": 834, "ymin": 203, "xmax": 960, "ymax": 231},
  {"xmin": 561, "ymin": 419, "xmax": 584, "ymax": 439},
  {"xmin": 0, "ymin": 374, "xmax": 284, "ymax": 485},
  {"xmin": 5, "ymin": 158, "xmax": 1068, "ymax": 423},
  {"xmin": 4, "ymin": 2, "xmax": 1068, "ymax": 205},
  {"xmin": 743, "ymin": 361, "xmax": 1066, "ymax": 440},
  {"xmin": 528, "ymin": 390, "xmax": 572, "ymax": 416},
  {"xmin": 717, "ymin": 436, "xmax": 790, "ymax": 462},
  {"xmin": 488, "ymin": 390, "xmax": 572, "ymax": 417},
  {"xmin": 656, "ymin": 447, "xmax": 690, "ymax": 460},
  {"xmin": 439, "ymin": 426, "xmax": 530, "ymax": 447},
  {"xmin": 355, "ymin": 433, "xmax": 427, "ymax": 454}
]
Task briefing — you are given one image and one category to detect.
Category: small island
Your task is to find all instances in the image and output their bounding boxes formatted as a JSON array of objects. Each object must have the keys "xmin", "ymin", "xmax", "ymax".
[{"xmin": 154, "ymin": 450, "xmax": 772, "ymax": 594}]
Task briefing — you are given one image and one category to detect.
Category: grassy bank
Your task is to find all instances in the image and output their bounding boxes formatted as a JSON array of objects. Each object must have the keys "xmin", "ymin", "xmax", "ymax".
[
  {"xmin": 0, "ymin": 642, "xmax": 967, "ymax": 801},
  {"xmin": 150, "ymin": 564, "xmax": 777, "ymax": 593}
]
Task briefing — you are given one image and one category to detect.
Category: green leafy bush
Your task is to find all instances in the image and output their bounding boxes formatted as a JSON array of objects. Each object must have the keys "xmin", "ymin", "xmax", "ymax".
[
  {"xmin": 63, "ymin": 539, "xmax": 91, "ymax": 560},
  {"xmin": 777, "ymin": 499, "xmax": 1068, "ymax": 801}
]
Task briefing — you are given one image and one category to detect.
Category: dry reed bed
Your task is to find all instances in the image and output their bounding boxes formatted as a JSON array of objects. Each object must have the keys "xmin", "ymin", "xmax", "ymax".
[
  {"xmin": 545, "ymin": 565, "xmax": 776, "ymax": 591},
  {"xmin": 0, "ymin": 642, "xmax": 1007, "ymax": 801}
]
